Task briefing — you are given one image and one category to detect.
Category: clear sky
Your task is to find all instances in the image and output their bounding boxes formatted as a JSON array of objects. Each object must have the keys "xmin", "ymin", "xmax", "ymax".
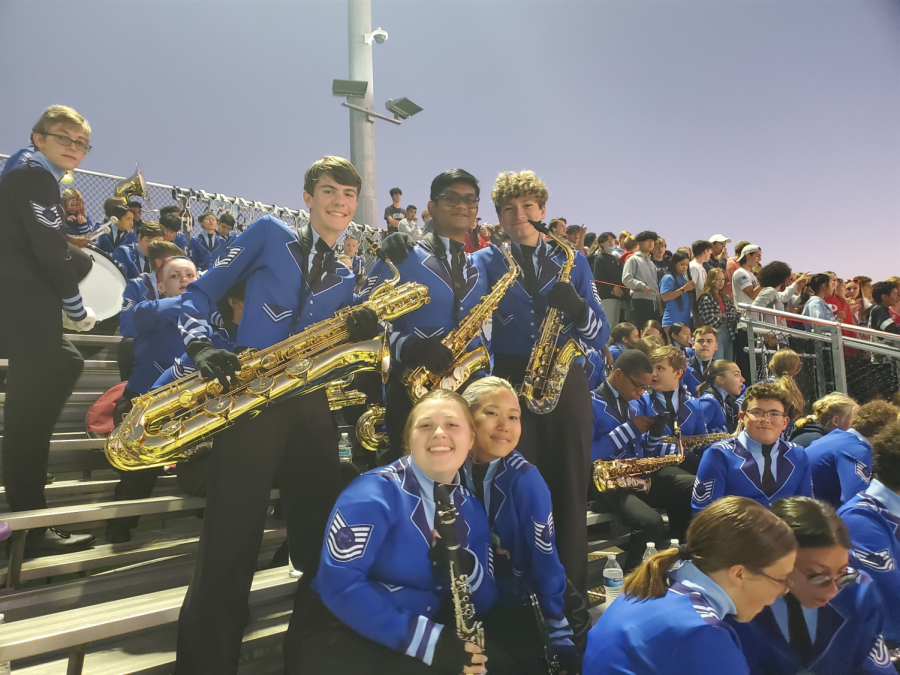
[{"xmin": 2, "ymin": 0, "xmax": 897, "ymax": 280}]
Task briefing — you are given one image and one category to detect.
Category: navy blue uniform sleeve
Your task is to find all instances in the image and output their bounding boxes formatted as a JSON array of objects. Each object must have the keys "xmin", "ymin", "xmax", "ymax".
[
  {"xmin": 133, "ymin": 297, "xmax": 183, "ymax": 336},
  {"xmin": 514, "ymin": 469, "xmax": 574, "ymax": 650},
  {"xmin": 692, "ymin": 448, "xmax": 728, "ymax": 514},
  {"xmin": 571, "ymin": 253, "xmax": 609, "ymax": 350},
  {"xmin": 845, "ymin": 511, "xmax": 900, "ymax": 642},
  {"xmin": 179, "ymin": 221, "xmax": 271, "ymax": 348},
  {"xmin": 700, "ymin": 397, "xmax": 728, "ymax": 433},
  {"xmin": 796, "ymin": 448, "xmax": 813, "ymax": 498},
  {"xmin": 315, "ymin": 476, "xmax": 445, "ymax": 666},
  {"xmin": 592, "ymin": 415, "xmax": 644, "ymax": 463},
  {"xmin": 9, "ymin": 169, "xmax": 85, "ymax": 319}
]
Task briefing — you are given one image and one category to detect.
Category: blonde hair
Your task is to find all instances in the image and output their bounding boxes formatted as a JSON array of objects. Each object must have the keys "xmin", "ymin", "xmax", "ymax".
[
  {"xmin": 62, "ymin": 188, "xmax": 83, "ymax": 205},
  {"xmin": 649, "ymin": 345, "xmax": 687, "ymax": 374},
  {"xmin": 768, "ymin": 350, "xmax": 805, "ymax": 418},
  {"xmin": 32, "ymin": 105, "xmax": 91, "ymax": 138},
  {"xmin": 402, "ymin": 389, "xmax": 475, "ymax": 455},
  {"xmin": 461, "ymin": 377, "xmax": 519, "ymax": 412},
  {"xmin": 491, "ymin": 171, "xmax": 549, "ymax": 216},
  {"xmin": 702, "ymin": 268, "xmax": 725, "ymax": 297},
  {"xmin": 624, "ymin": 496, "xmax": 796, "ymax": 600},
  {"xmin": 635, "ymin": 336, "xmax": 661, "ymax": 356}
]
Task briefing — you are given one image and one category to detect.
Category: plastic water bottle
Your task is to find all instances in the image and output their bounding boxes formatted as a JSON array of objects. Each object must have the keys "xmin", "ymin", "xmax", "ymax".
[
  {"xmin": 642, "ymin": 542, "xmax": 659, "ymax": 563},
  {"xmin": 603, "ymin": 554, "xmax": 624, "ymax": 603},
  {"xmin": 0, "ymin": 613, "xmax": 9, "ymax": 674},
  {"xmin": 670, "ymin": 538, "xmax": 680, "ymax": 550},
  {"xmin": 338, "ymin": 433, "xmax": 353, "ymax": 463}
]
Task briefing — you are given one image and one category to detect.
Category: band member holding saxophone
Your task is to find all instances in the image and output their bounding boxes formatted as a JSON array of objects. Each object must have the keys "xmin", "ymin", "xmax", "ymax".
[
  {"xmin": 360, "ymin": 169, "xmax": 491, "ymax": 465},
  {"xmin": 285, "ymin": 391, "xmax": 496, "ymax": 674},
  {"xmin": 473, "ymin": 171, "xmax": 608, "ymax": 598},
  {"xmin": 173, "ymin": 157, "xmax": 381, "ymax": 675}
]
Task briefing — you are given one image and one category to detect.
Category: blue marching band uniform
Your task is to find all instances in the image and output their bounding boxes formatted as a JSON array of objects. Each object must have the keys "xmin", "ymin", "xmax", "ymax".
[
  {"xmin": 188, "ymin": 230, "xmax": 228, "ymax": 272},
  {"xmin": 590, "ymin": 384, "xmax": 663, "ymax": 463},
  {"xmin": 730, "ymin": 572, "xmax": 895, "ymax": 675},
  {"xmin": 807, "ymin": 428, "xmax": 874, "ymax": 510},
  {"xmin": 692, "ymin": 431, "xmax": 813, "ymax": 514},
  {"xmin": 113, "ymin": 241, "xmax": 153, "ymax": 279},
  {"xmin": 647, "ymin": 385, "xmax": 709, "ymax": 456},
  {"xmin": 698, "ymin": 385, "xmax": 742, "ymax": 434},
  {"xmin": 95, "ymin": 226, "xmax": 137, "ymax": 254}
]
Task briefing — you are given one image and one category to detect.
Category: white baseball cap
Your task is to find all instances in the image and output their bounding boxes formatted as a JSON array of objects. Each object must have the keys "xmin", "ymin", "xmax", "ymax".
[
  {"xmin": 709, "ymin": 234, "xmax": 731, "ymax": 243},
  {"xmin": 738, "ymin": 244, "xmax": 761, "ymax": 262}
]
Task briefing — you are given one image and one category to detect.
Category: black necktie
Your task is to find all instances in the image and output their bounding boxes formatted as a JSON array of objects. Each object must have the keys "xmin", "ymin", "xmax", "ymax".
[
  {"xmin": 761, "ymin": 443, "xmax": 778, "ymax": 495},
  {"xmin": 661, "ymin": 390, "xmax": 676, "ymax": 428},
  {"xmin": 617, "ymin": 395, "xmax": 630, "ymax": 422},
  {"xmin": 142, "ymin": 255, "xmax": 150, "ymax": 274},
  {"xmin": 448, "ymin": 240, "xmax": 465, "ymax": 293},
  {"xmin": 785, "ymin": 594, "xmax": 814, "ymax": 665},
  {"xmin": 307, "ymin": 238, "xmax": 332, "ymax": 293},
  {"xmin": 519, "ymin": 244, "xmax": 540, "ymax": 297},
  {"xmin": 471, "ymin": 463, "xmax": 488, "ymax": 503}
]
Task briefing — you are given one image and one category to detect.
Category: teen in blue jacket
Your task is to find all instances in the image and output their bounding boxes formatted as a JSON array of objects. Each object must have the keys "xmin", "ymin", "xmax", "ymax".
[
  {"xmin": 584, "ymin": 496, "xmax": 798, "ymax": 675},
  {"xmin": 646, "ymin": 345, "xmax": 710, "ymax": 459},
  {"xmin": 682, "ymin": 325, "xmax": 719, "ymax": 398},
  {"xmin": 112, "ymin": 222, "xmax": 167, "ymax": 279},
  {"xmin": 174, "ymin": 157, "xmax": 381, "ymax": 675},
  {"xmin": 696, "ymin": 360, "xmax": 745, "ymax": 434},
  {"xmin": 838, "ymin": 421, "xmax": 900, "ymax": 643},
  {"xmin": 290, "ymin": 391, "xmax": 496, "ymax": 674},
  {"xmin": 606, "ymin": 322, "xmax": 639, "ymax": 364},
  {"xmin": 358, "ymin": 170, "xmax": 491, "ymax": 466},
  {"xmin": 94, "ymin": 205, "xmax": 137, "ymax": 254},
  {"xmin": 692, "ymin": 383, "xmax": 812, "ymax": 514},
  {"xmin": 807, "ymin": 401, "xmax": 897, "ymax": 510},
  {"xmin": 188, "ymin": 212, "xmax": 227, "ymax": 272},
  {"xmin": 460, "ymin": 377, "xmax": 578, "ymax": 673},
  {"xmin": 731, "ymin": 496, "xmax": 895, "ymax": 675}
]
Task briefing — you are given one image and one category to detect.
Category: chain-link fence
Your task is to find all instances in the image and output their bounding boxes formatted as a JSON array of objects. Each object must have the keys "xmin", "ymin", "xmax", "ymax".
[
  {"xmin": 740, "ymin": 303, "xmax": 900, "ymax": 411},
  {"xmin": 0, "ymin": 153, "xmax": 380, "ymax": 268}
]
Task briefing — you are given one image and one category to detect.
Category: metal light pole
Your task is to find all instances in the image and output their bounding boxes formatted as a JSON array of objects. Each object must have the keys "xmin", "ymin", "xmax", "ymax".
[{"xmin": 347, "ymin": 0, "xmax": 377, "ymax": 229}]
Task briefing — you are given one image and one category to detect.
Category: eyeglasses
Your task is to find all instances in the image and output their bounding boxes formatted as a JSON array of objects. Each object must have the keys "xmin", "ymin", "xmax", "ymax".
[
  {"xmin": 802, "ymin": 566, "xmax": 859, "ymax": 589},
  {"xmin": 438, "ymin": 192, "xmax": 479, "ymax": 208},
  {"xmin": 745, "ymin": 409, "xmax": 788, "ymax": 421},
  {"xmin": 753, "ymin": 570, "xmax": 793, "ymax": 596},
  {"xmin": 42, "ymin": 132, "xmax": 92, "ymax": 154}
]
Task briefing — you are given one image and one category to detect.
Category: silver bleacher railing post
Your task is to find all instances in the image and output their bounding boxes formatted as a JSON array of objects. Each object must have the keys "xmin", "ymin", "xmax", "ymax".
[
  {"xmin": 745, "ymin": 317, "xmax": 758, "ymax": 384},
  {"xmin": 828, "ymin": 324, "xmax": 848, "ymax": 394}
]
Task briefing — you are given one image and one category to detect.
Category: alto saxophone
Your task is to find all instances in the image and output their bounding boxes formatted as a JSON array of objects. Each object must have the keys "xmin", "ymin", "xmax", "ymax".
[
  {"xmin": 356, "ymin": 405, "xmax": 388, "ymax": 452},
  {"xmin": 519, "ymin": 223, "xmax": 585, "ymax": 415},
  {"xmin": 593, "ymin": 422, "xmax": 688, "ymax": 493},
  {"xmin": 404, "ymin": 244, "xmax": 518, "ymax": 402},
  {"xmin": 659, "ymin": 432, "xmax": 734, "ymax": 451},
  {"xmin": 435, "ymin": 501, "xmax": 485, "ymax": 650},
  {"xmin": 106, "ymin": 261, "xmax": 429, "ymax": 471}
]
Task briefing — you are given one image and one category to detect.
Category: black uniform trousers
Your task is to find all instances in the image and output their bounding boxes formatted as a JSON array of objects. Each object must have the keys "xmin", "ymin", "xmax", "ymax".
[
  {"xmin": 174, "ymin": 387, "xmax": 341, "ymax": 675},
  {"xmin": 493, "ymin": 354, "xmax": 592, "ymax": 599},
  {"xmin": 590, "ymin": 465, "xmax": 694, "ymax": 572},
  {"xmin": 0, "ymin": 281, "xmax": 83, "ymax": 512}
]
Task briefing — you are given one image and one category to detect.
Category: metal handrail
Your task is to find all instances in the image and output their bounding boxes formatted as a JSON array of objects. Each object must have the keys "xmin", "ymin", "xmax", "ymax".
[{"xmin": 737, "ymin": 302, "xmax": 900, "ymax": 343}]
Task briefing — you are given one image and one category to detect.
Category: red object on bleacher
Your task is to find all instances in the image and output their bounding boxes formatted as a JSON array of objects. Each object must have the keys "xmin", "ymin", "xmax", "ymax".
[{"xmin": 86, "ymin": 382, "xmax": 126, "ymax": 435}]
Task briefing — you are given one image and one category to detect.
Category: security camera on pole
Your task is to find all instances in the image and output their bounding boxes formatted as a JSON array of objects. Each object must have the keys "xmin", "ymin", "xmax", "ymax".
[{"xmin": 337, "ymin": 0, "xmax": 422, "ymax": 230}]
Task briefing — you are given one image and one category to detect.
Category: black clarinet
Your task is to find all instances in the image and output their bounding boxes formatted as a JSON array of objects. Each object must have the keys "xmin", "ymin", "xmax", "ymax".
[
  {"xmin": 529, "ymin": 592, "xmax": 561, "ymax": 675},
  {"xmin": 434, "ymin": 494, "xmax": 485, "ymax": 650}
]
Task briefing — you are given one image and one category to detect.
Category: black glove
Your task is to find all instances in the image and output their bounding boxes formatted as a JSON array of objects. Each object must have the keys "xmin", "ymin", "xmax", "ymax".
[
  {"xmin": 648, "ymin": 414, "xmax": 667, "ymax": 438},
  {"xmin": 432, "ymin": 629, "xmax": 478, "ymax": 675},
  {"xmin": 492, "ymin": 546, "xmax": 513, "ymax": 579},
  {"xmin": 547, "ymin": 282, "xmax": 588, "ymax": 322},
  {"xmin": 186, "ymin": 340, "xmax": 242, "ymax": 391},
  {"xmin": 558, "ymin": 645, "xmax": 582, "ymax": 675},
  {"xmin": 403, "ymin": 335, "xmax": 454, "ymax": 373},
  {"xmin": 378, "ymin": 232, "xmax": 415, "ymax": 264},
  {"xmin": 346, "ymin": 307, "xmax": 381, "ymax": 342}
]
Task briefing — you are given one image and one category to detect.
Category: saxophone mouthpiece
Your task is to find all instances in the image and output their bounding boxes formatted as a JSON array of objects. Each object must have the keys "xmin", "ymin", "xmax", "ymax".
[{"xmin": 528, "ymin": 219, "xmax": 549, "ymax": 235}]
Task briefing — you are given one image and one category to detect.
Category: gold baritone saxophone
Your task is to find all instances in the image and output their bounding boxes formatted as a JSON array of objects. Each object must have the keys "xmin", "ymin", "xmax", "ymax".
[
  {"xmin": 356, "ymin": 405, "xmax": 388, "ymax": 452},
  {"xmin": 404, "ymin": 244, "xmax": 518, "ymax": 402},
  {"xmin": 105, "ymin": 261, "xmax": 429, "ymax": 471},
  {"xmin": 519, "ymin": 224, "xmax": 585, "ymax": 415}
]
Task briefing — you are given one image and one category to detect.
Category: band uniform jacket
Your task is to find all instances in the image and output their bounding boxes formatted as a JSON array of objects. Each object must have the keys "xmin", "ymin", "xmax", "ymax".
[
  {"xmin": 838, "ymin": 480, "xmax": 900, "ymax": 642},
  {"xmin": 0, "ymin": 159, "xmax": 86, "ymax": 321},
  {"xmin": 112, "ymin": 242, "xmax": 152, "ymax": 279},
  {"xmin": 126, "ymin": 295, "xmax": 187, "ymax": 395},
  {"xmin": 189, "ymin": 231, "xmax": 228, "ymax": 272},
  {"xmin": 692, "ymin": 431, "xmax": 812, "ymax": 514},
  {"xmin": 590, "ymin": 385, "xmax": 665, "ymax": 463},
  {"xmin": 730, "ymin": 574, "xmax": 894, "ymax": 675},
  {"xmin": 473, "ymin": 241, "xmax": 608, "ymax": 361},
  {"xmin": 460, "ymin": 451, "xmax": 575, "ymax": 653},
  {"xmin": 683, "ymin": 354, "xmax": 712, "ymax": 398},
  {"xmin": 358, "ymin": 236, "xmax": 489, "ymax": 369},
  {"xmin": 153, "ymin": 322, "xmax": 238, "ymax": 389},
  {"xmin": 311, "ymin": 456, "xmax": 497, "ymax": 667},
  {"xmin": 120, "ymin": 273, "xmax": 159, "ymax": 339},
  {"xmin": 179, "ymin": 217, "xmax": 356, "ymax": 352},
  {"xmin": 647, "ymin": 386, "xmax": 710, "ymax": 457},
  {"xmin": 806, "ymin": 428, "xmax": 874, "ymax": 509},
  {"xmin": 95, "ymin": 227, "xmax": 137, "ymax": 255},
  {"xmin": 698, "ymin": 387, "xmax": 742, "ymax": 434}
]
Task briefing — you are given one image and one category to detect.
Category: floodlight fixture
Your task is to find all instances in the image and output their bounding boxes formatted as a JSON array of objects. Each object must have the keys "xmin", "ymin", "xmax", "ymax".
[
  {"xmin": 332, "ymin": 79, "xmax": 369, "ymax": 98},
  {"xmin": 385, "ymin": 98, "xmax": 423, "ymax": 121}
]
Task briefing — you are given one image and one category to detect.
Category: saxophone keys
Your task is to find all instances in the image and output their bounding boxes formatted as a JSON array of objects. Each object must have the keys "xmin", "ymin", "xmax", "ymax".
[
  {"xmin": 286, "ymin": 358, "xmax": 312, "ymax": 380},
  {"xmin": 205, "ymin": 396, "xmax": 234, "ymax": 416},
  {"xmin": 247, "ymin": 376, "xmax": 275, "ymax": 396},
  {"xmin": 178, "ymin": 391, "xmax": 194, "ymax": 408},
  {"xmin": 161, "ymin": 419, "xmax": 184, "ymax": 439}
]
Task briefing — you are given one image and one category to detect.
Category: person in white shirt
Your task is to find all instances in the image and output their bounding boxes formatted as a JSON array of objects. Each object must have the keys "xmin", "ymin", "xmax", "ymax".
[
  {"xmin": 752, "ymin": 261, "xmax": 809, "ymax": 347},
  {"xmin": 689, "ymin": 240, "xmax": 712, "ymax": 302},
  {"xmin": 397, "ymin": 205, "xmax": 421, "ymax": 240},
  {"xmin": 731, "ymin": 244, "xmax": 762, "ymax": 381}
]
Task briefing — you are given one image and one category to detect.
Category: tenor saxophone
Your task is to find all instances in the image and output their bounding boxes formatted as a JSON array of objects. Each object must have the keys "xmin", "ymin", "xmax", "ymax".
[
  {"xmin": 404, "ymin": 244, "xmax": 518, "ymax": 402},
  {"xmin": 519, "ymin": 223, "xmax": 585, "ymax": 415},
  {"xmin": 105, "ymin": 260, "xmax": 429, "ymax": 471},
  {"xmin": 592, "ymin": 422, "xmax": 688, "ymax": 493}
]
